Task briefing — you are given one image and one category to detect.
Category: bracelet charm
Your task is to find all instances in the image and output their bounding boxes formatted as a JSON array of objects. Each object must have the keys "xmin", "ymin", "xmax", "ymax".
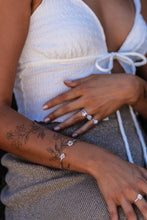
[
  {"xmin": 59, "ymin": 139, "xmax": 77, "ymax": 169},
  {"xmin": 59, "ymin": 153, "xmax": 65, "ymax": 169},
  {"xmin": 67, "ymin": 139, "xmax": 77, "ymax": 147}
]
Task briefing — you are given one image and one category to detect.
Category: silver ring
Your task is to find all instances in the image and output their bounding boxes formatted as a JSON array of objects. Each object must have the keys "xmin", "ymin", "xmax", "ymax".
[
  {"xmin": 93, "ymin": 119, "xmax": 98, "ymax": 125},
  {"xmin": 87, "ymin": 114, "xmax": 92, "ymax": 120},
  {"xmin": 134, "ymin": 194, "xmax": 143, "ymax": 203},
  {"xmin": 81, "ymin": 109, "xmax": 88, "ymax": 117}
]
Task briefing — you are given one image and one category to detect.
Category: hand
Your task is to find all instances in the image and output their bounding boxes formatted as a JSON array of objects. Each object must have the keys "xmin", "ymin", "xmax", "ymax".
[
  {"xmin": 43, "ymin": 74, "xmax": 138, "ymax": 137},
  {"xmin": 89, "ymin": 149, "xmax": 147, "ymax": 220}
]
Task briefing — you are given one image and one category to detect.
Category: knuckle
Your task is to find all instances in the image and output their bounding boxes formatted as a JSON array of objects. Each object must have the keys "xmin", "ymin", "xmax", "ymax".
[
  {"xmin": 136, "ymin": 177, "xmax": 144, "ymax": 187},
  {"xmin": 60, "ymin": 93, "xmax": 67, "ymax": 101},
  {"xmin": 80, "ymin": 85, "xmax": 87, "ymax": 94},
  {"xmin": 116, "ymin": 188, "xmax": 124, "ymax": 198},
  {"xmin": 125, "ymin": 184, "xmax": 134, "ymax": 194},
  {"xmin": 96, "ymin": 112, "xmax": 104, "ymax": 120}
]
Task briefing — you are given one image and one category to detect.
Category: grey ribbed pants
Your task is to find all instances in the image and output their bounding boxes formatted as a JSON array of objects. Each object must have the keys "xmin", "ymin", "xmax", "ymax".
[{"xmin": 1, "ymin": 106, "xmax": 147, "ymax": 219}]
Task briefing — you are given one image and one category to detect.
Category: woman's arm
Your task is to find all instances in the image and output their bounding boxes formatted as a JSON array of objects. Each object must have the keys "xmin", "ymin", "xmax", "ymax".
[
  {"xmin": 0, "ymin": 0, "xmax": 88, "ymax": 171},
  {"xmin": 42, "ymin": 72, "xmax": 147, "ymax": 137},
  {"xmin": 1, "ymin": 1, "xmax": 147, "ymax": 219},
  {"xmin": 0, "ymin": 0, "xmax": 116, "ymax": 175}
]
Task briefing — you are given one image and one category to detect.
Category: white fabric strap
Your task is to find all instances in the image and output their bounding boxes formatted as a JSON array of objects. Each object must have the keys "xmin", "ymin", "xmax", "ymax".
[
  {"xmin": 129, "ymin": 106, "xmax": 147, "ymax": 166},
  {"xmin": 116, "ymin": 110, "xmax": 134, "ymax": 163},
  {"xmin": 95, "ymin": 52, "xmax": 147, "ymax": 74},
  {"xmin": 134, "ymin": 0, "xmax": 141, "ymax": 14}
]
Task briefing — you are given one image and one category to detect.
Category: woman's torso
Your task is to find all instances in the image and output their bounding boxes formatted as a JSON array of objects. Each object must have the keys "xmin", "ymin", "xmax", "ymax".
[{"xmin": 14, "ymin": 0, "xmax": 147, "ymax": 122}]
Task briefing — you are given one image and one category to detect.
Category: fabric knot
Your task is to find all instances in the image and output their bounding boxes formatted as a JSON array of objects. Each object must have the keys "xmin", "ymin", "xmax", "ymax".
[{"xmin": 95, "ymin": 51, "xmax": 147, "ymax": 74}]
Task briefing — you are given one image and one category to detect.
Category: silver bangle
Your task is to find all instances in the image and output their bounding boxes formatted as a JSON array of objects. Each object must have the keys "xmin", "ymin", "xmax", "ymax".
[
  {"xmin": 59, "ymin": 139, "xmax": 77, "ymax": 169},
  {"xmin": 67, "ymin": 139, "xmax": 77, "ymax": 146},
  {"xmin": 59, "ymin": 153, "xmax": 65, "ymax": 169}
]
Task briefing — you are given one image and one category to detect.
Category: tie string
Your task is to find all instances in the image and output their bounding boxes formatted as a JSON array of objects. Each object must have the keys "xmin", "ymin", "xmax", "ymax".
[
  {"xmin": 95, "ymin": 51, "xmax": 147, "ymax": 74},
  {"xmin": 95, "ymin": 51, "xmax": 147, "ymax": 165}
]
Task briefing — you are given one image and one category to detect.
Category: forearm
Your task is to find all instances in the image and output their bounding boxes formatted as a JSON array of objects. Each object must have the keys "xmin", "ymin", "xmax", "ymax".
[{"xmin": 0, "ymin": 105, "xmax": 105, "ymax": 174}]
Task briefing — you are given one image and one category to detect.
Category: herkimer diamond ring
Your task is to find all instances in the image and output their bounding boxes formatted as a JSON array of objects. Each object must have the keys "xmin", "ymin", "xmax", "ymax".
[
  {"xmin": 92, "ymin": 118, "xmax": 98, "ymax": 125},
  {"xmin": 81, "ymin": 109, "xmax": 92, "ymax": 121},
  {"xmin": 81, "ymin": 109, "xmax": 88, "ymax": 117},
  {"xmin": 81, "ymin": 109, "xmax": 98, "ymax": 124},
  {"xmin": 87, "ymin": 114, "xmax": 92, "ymax": 120},
  {"xmin": 134, "ymin": 194, "xmax": 143, "ymax": 203}
]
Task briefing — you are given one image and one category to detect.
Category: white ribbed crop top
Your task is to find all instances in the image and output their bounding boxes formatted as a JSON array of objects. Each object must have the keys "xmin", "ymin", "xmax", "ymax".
[
  {"xmin": 14, "ymin": 0, "xmax": 147, "ymax": 122},
  {"xmin": 14, "ymin": 0, "xmax": 147, "ymax": 164}
]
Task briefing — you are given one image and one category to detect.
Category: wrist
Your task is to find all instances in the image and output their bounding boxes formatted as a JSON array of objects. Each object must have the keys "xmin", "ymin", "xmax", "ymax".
[
  {"xmin": 124, "ymin": 74, "xmax": 144, "ymax": 105},
  {"xmin": 62, "ymin": 141, "xmax": 104, "ymax": 175}
]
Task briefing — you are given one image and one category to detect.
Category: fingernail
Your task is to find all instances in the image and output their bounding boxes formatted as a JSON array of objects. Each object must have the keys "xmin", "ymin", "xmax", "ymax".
[
  {"xmin": 54, "ymin": 126, "xmax": 60, "ymax": 131},
  {"xmin": 72, "ymin": 133, "xmax": 78, "ymax": 137},
  {"xmin": 44, "ymin": 117, "xmax": 50, "ymax": 123},
  {"xmin": 42, "ymin": 105, "xmax": 48, "ymax": 110},
  {"xmin": 64, "ymin": 80, "xmax": 72, "ymax": 83}
]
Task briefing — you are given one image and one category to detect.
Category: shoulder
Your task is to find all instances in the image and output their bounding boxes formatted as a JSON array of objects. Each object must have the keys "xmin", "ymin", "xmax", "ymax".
[{"xmin": 140, "ymin": 0, "xmax": 147, "ymax": 23}]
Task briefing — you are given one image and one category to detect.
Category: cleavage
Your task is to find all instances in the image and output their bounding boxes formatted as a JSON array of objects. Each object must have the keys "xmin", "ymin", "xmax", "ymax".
[{"xmin": 81, "ymin": 0, "xmax": 136, "ymax": 53}]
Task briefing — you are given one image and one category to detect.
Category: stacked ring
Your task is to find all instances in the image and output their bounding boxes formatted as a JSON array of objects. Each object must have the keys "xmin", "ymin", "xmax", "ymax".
[
  {"xmin": 134, "ymin": 194, "xmax": 143, "ymax": 203},
  {"xmin": 93, "ymin": 119, "xmax": 98, "ymax": 125},
  {"xmin": 87, "ymin": 114, "xmax": 92, "ymax": 120},
  {"xmin": 81, "ymin": 109, "xmax": 88, "ymax": 117},
  {"xmin": 81, "ymin": 109, "xmax": 93, "ymax": 120},
  {"xmin": 81, "ymin": 109, "xmax": 98, "ymax": 125}
]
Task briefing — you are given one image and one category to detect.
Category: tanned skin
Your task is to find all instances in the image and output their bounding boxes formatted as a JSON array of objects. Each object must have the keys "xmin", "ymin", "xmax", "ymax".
[{"xmin": 0, "ymin": 0, "xmax": 147, "ymax": 219}]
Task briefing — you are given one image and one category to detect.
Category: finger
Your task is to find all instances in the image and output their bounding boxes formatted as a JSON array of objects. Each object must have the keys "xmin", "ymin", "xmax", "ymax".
[
  {"xmin": 64, "ymin": 74, "xmax": 95, "ymax": 87},
  {"xmin": 72, "ymin": 117, "xmax": 99, "ymax": 137},
  {"xmin": 44, "ymin": 99, "xmax": 83, "ymax": 123},
  {"xmin": 142, "ymin": 170, "xmax": 147, "ymax": 179},
  {"xmin": 121, "ymin": 199, "xmax": 137, "ymax": 220},
  {"xmin": 135, "ymin": 197, "xmax": 147, "ymax": 219},
  {"xmin": 139, "ymin": 167, "xmax": 147, "ymax": 179},
  {"xmin": 64, "ymin": 79, "xmax": 83, "ymax": 87},
  {"xmin": 106, "ymin": 200, "xmax": 118, "ymax": 220},
  {"xmin": 136, "ymin": 178, "xmax": 147, "ymax": 195},
  {"xmin": 43, "ymin": 88, "xmax": 81, "ymax": 110},
  {"xmin": 53, "ymin": 110, "xmax": 87, "ymax": 131}
]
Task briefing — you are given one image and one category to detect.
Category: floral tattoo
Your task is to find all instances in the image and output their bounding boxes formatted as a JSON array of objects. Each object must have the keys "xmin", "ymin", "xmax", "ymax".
[
  {"xmin": 6, "ymin": 122, "xmax": 75, "ymax": 169},
  {"xmin": 6, "ymin": 122, "xmax": 46, "ymax": 149}
]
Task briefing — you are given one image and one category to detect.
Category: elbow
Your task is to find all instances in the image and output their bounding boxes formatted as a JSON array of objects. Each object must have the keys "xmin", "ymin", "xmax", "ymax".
[
  {"xmin": 0, "ymin": 94, "xmax": 17, "ymax": 109},
  {"xmin": 0, "ymin": 101, "xmax": 11, "ymax": 109}
]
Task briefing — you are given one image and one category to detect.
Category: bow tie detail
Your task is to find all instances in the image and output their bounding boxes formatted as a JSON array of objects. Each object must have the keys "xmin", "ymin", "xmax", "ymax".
[{"xmin": 95, "ymin": 52, "xmax": 147, "ymax": 74}]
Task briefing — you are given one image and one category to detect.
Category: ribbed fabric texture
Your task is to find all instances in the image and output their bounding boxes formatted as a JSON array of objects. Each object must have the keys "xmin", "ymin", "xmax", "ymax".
[{"xmin": 14, "ymin": 0, "xmax": 147, "ymax": 122}]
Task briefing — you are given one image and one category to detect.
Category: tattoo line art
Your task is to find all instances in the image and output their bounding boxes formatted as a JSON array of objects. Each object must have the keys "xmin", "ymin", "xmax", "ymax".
[
  {"xmin": 7, "ymin": 122, "xmax": 75, "ymax": 169},
  {"xmin": 46, "ymin": 133, "xmax": 69, "ymax": 161},
  {"xmin": 6, "ymin": 122, "xmax": 46, "ymax": 149}
]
